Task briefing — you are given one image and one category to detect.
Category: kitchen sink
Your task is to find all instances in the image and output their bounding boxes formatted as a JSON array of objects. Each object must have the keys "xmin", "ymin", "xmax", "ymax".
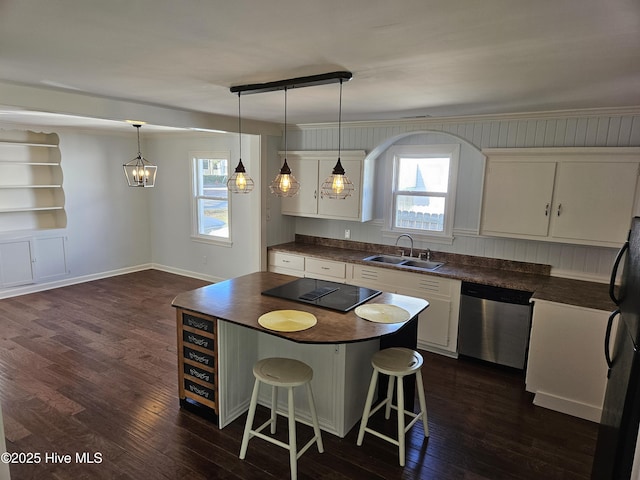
[
  {"xmin": 401, "ymin": 259, "xmax": 445, "ymax": 270},
  {"xmin": 362, "ymin": 254, "xmax": 444, "ymax": 271},
  {"xmin": 362, "ymin": 254, "xmax": 407, "ymax": 265}
]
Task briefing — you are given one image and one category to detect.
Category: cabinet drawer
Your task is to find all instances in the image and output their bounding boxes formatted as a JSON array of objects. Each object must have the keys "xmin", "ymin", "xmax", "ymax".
[
  {"xmin": 182, "ymin": 313, "xmax": 215, "ymax": 333},
  {"xmin": 270, "ymin": 252, "xmax": 305, "ymax": 271},
  {"xmin": 184, "ymin": 378, "xmax": 215, "ymax": 402},
  {"xmin": 183, "ymin": 330, "xmax": 215, "ymax": 351},
  {"xmin": 305, "ymin": 258, "xmax": 346, "ymax": 279},
  {"xmin": 183, "ymin": 346, "xmax": 215, "ymax": 367},
  {"xmin": 184, "ymin": 363, "xmax": 214, "ymax": 385}
]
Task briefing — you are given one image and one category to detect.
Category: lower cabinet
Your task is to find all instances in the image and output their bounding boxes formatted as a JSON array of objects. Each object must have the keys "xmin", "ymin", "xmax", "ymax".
[
  {"xmin": 526, "ymin": 300, "xmax": 611, "ymax": 422},
  {"xmin": 352, "ymin": 264, "xmax": 461, "ymax": 356},
  {"xmin": 268, "ymin": 250, "xmax": 350, "ymax": 283}
]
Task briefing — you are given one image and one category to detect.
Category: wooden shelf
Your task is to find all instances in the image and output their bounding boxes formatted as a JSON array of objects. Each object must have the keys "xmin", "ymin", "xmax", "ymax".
[
  {"xmin": 0, "ymin": 141, "xmax": 58, "ymax": 148},
  {"xmin": 0, "ymin": 207, "xmax": 64, "ymax": 213},
  {"xmin": 0, "ymin": 162, "xmax": 61, "ymax": 166}
]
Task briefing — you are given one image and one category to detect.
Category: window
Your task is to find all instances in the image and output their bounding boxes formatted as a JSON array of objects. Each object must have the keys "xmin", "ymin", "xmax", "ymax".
[
  {"xmin": 191, "ymin": 152, "xmax": 230, "ymax": 243},
  {"xmin": 386, "ymin": 145, "xmax": 459, "ymax": 242}
]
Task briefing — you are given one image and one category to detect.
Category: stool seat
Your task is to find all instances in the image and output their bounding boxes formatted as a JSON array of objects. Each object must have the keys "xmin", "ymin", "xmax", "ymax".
[
  {"xmin": 253, "ymin": 357, "xmax": 313, "ymax": 387},
  {"xmin": 240, "ymin": 357, "xmax": 323, "ymax": 480},
  {"xmin": 357, "ymin": 347, "xmax": 429, "ymax": 467},
  {"xmin": 371, "ymin": 347, "xmax": 423, "ymax": 376}
]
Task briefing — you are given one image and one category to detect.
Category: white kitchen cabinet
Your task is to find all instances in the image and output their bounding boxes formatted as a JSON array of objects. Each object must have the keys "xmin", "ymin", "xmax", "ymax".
[
  {"xmin": 279, "ymin": 150, "xmax": 374, "ymax": 222},
  {"xmin": 351, "ymin": 264, "xmax": 461, "ymax": 357},
  {"xmin": 268, "ymin": 251, "xmax": 351, "ymax": 283},
  {"xmin": 526, "ymin": 299, "xmax": 612, "ymax": 422},
  {"xmin": 268, "ymin": 251, "xmax": 305, "ymax": 277},
  {"xmin": 0, "ymin": 237, "xmax": 34, "ymax": 287},
  {"xmin": 480, "ymin": 147, "xmax": 640, "ymax": 248},
  {"xmin": 305, "ymin": 257, "xmax": 347, "ymax": 282}
]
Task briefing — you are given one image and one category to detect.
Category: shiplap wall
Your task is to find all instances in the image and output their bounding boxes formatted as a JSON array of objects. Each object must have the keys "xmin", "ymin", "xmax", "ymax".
[{"xmin": 272, "ymin": 109, "xmax": 640, "ymax": 281}]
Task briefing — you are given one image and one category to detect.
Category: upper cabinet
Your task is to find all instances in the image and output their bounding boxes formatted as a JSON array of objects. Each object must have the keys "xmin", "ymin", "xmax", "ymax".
[
  {"xmin": 279, "ymin": 150, "xmax": 374, "ymax": 222},
  {"xmin": 480, "ymin": 148, "xmax": 640, "ymax": 248}
]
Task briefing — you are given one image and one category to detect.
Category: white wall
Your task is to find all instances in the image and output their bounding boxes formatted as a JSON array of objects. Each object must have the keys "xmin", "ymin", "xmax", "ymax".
[
  {"xmin": 147, "ymin": 131, "xmax": 263, "ymax": 281},
  {"xmin": 271, "ymin": 110, "xmax": 640, "ymax": 281}
]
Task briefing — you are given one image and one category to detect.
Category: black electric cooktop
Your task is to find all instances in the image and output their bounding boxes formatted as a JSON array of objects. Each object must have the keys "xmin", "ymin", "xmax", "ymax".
[{"xmin": 261, "ymin": 278, "xmax": 382, "ymax": 312}]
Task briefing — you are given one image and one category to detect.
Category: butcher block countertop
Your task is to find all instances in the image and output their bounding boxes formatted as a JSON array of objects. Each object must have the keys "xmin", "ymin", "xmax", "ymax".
[{"xmin": 269, "ymin": 235, "xmax": 615, "ymax": 312}]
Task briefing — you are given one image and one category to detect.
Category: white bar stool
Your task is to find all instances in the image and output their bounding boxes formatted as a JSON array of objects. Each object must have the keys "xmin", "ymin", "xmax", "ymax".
[
  {"xmin": 356, "ymin": 347, "xmax": 429, "ymax": 466},
  {"xmin": 239, "ymin": 357, "xmax": 324, "ymax": 480}
]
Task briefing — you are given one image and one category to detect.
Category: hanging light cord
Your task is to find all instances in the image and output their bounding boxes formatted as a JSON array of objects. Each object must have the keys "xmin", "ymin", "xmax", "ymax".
[
  {"xmin": 135, "ymin": 124, "xmax": 142, "ymax": 158},
  {"xmin": 284, "ymin": 86, "xmax": 288, "ymax": 159},
  {"xmin": 338, "ymin": 79, "xmax": 342, "ymax": 161},
  {"xmin": 237, "ymin": 92, "xmax": 242, "ymax": 161}
]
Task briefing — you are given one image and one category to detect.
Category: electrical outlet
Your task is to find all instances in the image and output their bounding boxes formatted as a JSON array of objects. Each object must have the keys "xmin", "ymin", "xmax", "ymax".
[
  {"xmin": 344, "ymin": 229, "xmax": 351, "ymax": 239},
  {"xmin": 202, "ymin": 255, "xmax": 208, "ymax": 265}
]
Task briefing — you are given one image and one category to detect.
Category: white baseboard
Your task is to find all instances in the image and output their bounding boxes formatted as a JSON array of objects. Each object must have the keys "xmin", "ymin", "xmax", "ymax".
[
  {"xmin": 0, "ymin": 263, "xmax": 225, "ymax": 300},
  {"xmin": 532, "ymin": 390, "xmax": 602, "ymax": 422}
]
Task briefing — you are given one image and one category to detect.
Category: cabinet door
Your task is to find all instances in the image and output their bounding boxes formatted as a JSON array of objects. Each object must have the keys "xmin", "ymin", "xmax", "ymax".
[
  {"xmin": 318, "ymin": 158, "xmax": 362, "ymax": 219},
  {"xmin": 280, "ymin": 157, "xmax": 318, "ymax": 216},
  {"xmin": 416, "ymin": 296, "xmax": 452, "ymax": 348},
  {"xmin": 0, "ymin": 238, "xmax": 34, "ymax": 287},
  {"xmin": 550, "ymin": 162, "xmax": 639, "ymax": 245},
  {"xmin": 481, "ymin": 161, "xmax": 556, "ymax": 237}
]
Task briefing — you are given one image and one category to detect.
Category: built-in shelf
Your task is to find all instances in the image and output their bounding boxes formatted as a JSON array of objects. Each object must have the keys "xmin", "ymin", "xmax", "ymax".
[{"xmin": 0, "ymin": 130, "xmax": 66, "ymax": 232}]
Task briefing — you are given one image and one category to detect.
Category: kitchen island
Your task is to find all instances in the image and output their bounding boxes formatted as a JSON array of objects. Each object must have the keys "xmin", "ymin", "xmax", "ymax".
[{"xmin": 172, "ymin": 271, "xmax": 429, "ymax": 437}]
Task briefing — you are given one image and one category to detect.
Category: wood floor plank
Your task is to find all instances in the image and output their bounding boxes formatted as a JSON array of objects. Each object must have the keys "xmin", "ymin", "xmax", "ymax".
[{"xmin": 0, "ymin": 270, "xmax": 598, "ymax": 479}]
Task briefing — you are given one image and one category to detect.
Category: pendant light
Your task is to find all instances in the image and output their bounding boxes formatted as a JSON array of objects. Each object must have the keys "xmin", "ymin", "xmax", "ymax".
[
  {"xmin": 269, "ymin": 86, "xmax": 300, "ymax": 197},
  {"xmin": 320, "ymin": 79, "xmax": 354, "ymax": 199},
  {"xmin": 227, "ymin": 92, "xmax": 255, "ymax": 193},
  {"xmin": 123, "ymin": 124, "xmax": 157, "ymax": 187}
]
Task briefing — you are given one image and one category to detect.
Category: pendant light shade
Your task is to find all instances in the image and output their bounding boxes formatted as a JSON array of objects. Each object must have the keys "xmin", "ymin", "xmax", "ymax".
[
  {"xmin": 320, "ymin": 79, "xmax": 354, "ymax": 199},
  {"xmin": 227, "ymin": 92, "xmax": 255, "ymax": 193},
  {"xmin": 270, "ymin": 87, "xmax": 300, "ymax": 197},
  {"xmin": 123, "ymin": 124, "xmax": 157, "ymax": 187}
]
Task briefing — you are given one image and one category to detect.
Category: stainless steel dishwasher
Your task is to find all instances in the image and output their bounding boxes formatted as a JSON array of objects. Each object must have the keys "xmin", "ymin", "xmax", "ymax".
[{"xmin": 457, "ymin": 282, "xmax": 533, "ymax": 370}]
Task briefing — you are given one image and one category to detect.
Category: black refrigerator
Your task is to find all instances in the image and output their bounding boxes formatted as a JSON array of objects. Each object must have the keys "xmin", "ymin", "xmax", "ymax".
[{"xmin": 592, "ymin": 216, "xmax": 640, "ymax": 479}]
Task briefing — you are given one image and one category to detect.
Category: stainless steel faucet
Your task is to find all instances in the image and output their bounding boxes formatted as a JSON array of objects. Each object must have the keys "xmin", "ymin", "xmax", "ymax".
[{"xmin": 395, "ymin": 234, "xmax": 414, "ymax": 257}]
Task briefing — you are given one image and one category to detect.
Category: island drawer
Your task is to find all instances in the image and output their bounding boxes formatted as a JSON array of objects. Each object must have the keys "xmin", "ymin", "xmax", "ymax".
[
  {"xmin": 183, "ymin": 330, "xmax": 215, "ymax": 351},
  {"xmin": 183, "ymin": 346, "xmax": 215, "ymax": 367},
  {"xmin": 182, "ymin": 313, "xmax": 215, "ymax": 333},
  {"xmin": 184, "ymin": 378, "xmax": 215, "ymax": 403},
  {"xmin": 183, "ymin": 363, "xmax": 214, "ymax": 384}
]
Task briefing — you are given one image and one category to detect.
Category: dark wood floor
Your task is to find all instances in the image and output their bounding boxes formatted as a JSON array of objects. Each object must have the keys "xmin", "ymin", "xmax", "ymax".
[{"xmin": 0, "ymin": 270, "xmax": 597, "ymax": 479}]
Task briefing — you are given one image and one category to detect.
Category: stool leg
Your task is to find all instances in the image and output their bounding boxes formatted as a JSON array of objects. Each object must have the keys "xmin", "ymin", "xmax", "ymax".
[
  {"xmin": 270, "ymin": 385, "xmax": 278, "ymax": 434},
  {"xmin": 385, "ymin": 375, "xmax": 395, "ymax": 420},
  {"xmin": 416, "ymin": 371, "xmax": 429, "ymax": 437},
  {"xmin": 287, "ymin": 386, "xmax": 298, "ymax": 480},
  {"xmin": 239, "ymin": 378, "xmax": 261, "ymax": 459},
  {"xmin": 357, "ymin": 369, "xmax": 379, "ymax": 446},
  {"xmin": 396, "ymin": 375, "xmax": 406, "ymax": 467},
  {"xmin": 306, "ymin": 382, "xmax": 324, "ymax": 453}
]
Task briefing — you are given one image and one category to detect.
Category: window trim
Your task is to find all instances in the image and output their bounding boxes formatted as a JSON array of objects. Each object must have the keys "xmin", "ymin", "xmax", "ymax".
[
  {"xmin": 189, "ymin": 150, "xmax": 233, "ymax": 247},
  {"xmin": 382, "ymin": 144, "xmax": 460, "ymax": 245}
]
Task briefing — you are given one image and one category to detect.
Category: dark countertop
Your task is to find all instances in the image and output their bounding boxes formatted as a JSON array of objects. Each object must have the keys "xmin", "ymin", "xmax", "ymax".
[{"xmin": 269, "ymin": 238, "xmax": 615, "ymax": 312}]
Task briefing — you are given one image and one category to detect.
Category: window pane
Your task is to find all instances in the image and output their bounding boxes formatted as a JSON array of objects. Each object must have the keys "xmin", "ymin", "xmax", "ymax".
[
  {"xmin": 395, "ymin": 195, "xmax": 445, "ymax": 232},
  {"xmin": 198, "ymin": 158, "xmax": 229, "ymax": 199},
  {"xmin": 198, "ymin": 199, "xmax": 229, "ymax": 237},
  {"xmin": 397, "ymin": 157, "xmax": 449, "ymax": 193}
]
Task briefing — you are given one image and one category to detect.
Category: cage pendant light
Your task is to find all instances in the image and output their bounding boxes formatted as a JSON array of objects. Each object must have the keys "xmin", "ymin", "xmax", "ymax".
[
  {"xmin": 123, "ymin": 124, "xmax": 157, "ymax": 187},
  {"xmin": 320, "ymin": 79, "xmax": 354, "ymax": 199},
  {"xmin": 227, "ymin": 92, "xmax": 255, "ymax": 193},
  {"xmin": 269, "ymin": 87, "xmax": 300, "ymax": 197}
]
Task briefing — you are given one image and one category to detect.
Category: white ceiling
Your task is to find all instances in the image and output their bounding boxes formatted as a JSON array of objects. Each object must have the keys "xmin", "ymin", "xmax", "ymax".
[{"xmin": 0, "ymin": 0, "xmax": 639, "ymax": 131}]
